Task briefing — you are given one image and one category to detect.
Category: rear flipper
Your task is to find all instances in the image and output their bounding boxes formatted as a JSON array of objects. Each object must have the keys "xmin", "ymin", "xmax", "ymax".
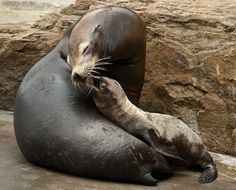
[
  {"xmin": 152, "ymin": 170, "xmax": 173, "ymax": 181},
  {"xmin": 141, "ymin": 173, "xmax": 158, "ymax": 186},
  {"xmin": 139, "ymin": 163, "xmax": 173, "ymax": 185},
  {"xmin": 141, "ymin": 151, "xmax": 174, "ymax": 185},
  {"xmin": 198, "ymin": 164, "xmax": 218, "ymax": 183},
  {"xmin": 194, "ymin": 152, "xmax": 218, "ymax": 183}
]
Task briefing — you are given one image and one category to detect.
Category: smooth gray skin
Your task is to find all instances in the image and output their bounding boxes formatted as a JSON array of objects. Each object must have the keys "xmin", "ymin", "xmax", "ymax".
[{"xmin": 14, "ymin": 7, "xmax": 173, "ymax": 185}]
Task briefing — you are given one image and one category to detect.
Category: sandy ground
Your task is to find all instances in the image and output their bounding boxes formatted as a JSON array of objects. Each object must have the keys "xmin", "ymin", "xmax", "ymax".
[{"xmin": 0, "ymin": 110, "xmax": 236, "ymax": 190}]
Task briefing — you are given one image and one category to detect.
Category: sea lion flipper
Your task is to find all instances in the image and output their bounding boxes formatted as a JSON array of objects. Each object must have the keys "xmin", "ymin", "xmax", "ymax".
[
  {"xmin": 197, "ymin": 152, "xmax": 218, "ymax": 183},
  {"xmin": 141, "ymin": 172, "xmax": 158, "ymax": 186},
  {"xmin": 198, "ymin": 166, "xmax": 218, "ymax": 183},
  {"xmin": 141, "ymin": 129, "xmax": 188, "ymax": 165}
]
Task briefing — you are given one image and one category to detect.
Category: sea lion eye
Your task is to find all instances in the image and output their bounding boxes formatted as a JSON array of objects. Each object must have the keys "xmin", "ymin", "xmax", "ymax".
[
  {"xmin": 99, "ymin": 82, "xmax": 106, "ymax": 90},
  {"xmin": 82, "ymin": 45, "xmax": 89, "ymax": 54}
]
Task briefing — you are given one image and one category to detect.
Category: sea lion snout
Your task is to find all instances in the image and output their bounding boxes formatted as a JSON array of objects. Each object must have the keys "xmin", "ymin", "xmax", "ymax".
[
  {"xmin": 68, "ymin": 40, "xmax": 102, "ymax": 82},
  {"xmin": 69, "ymin": 56, "xmax": 96, "ymax": 82},
  {"xmin": 71, "ymin": 70, "xmax": 85, "ymax": 82}
]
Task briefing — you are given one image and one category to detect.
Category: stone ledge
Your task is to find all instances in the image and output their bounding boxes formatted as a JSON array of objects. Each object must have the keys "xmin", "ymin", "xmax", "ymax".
[{"xmin": 0, "ymin": 111, "xmax": 236, "ymax": 190}]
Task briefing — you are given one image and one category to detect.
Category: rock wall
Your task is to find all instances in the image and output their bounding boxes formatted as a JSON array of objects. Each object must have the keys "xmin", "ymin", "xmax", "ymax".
[{"xmin": 0, "ymin": 0, "xmax": 235, "ymax": 156}]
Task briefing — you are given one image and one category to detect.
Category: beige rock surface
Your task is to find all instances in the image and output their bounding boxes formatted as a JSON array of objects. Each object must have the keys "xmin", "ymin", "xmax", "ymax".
[{"xmin": 0, "ymin": 0, "xmax": 235, "ymax": 156}]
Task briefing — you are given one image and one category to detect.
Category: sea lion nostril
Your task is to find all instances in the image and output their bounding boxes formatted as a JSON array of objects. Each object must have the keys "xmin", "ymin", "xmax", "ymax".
[{"xmin": 72, "ymin": 73, "xmax": 83, "ymax": 81}]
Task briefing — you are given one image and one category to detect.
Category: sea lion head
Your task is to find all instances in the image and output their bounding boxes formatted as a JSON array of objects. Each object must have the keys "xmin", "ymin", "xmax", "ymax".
[
  {"xmin": 87, "ymin": 76, "xmax": 126, "ymax": 108},
  {"xmin": 67, "ymin": 23, "xmax": 110, "ymax": 82},
  {"xmin": 66, "ymin": 7, "xmax": 146, "ymax": 106}
]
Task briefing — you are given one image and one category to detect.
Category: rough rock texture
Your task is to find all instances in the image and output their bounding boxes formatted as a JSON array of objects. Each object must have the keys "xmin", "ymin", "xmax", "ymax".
[
  {"xmin": 0, "ymin": 0, "xmax": 235, "ymax": 156},
  {"xmin": 0, "ymin": 0, "xmax": 77, "ymax": 110}
]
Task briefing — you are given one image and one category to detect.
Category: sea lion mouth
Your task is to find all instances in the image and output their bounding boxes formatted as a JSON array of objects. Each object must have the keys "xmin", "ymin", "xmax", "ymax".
[
  {"xmin": 85, "ymin": 76, "xmax": 100, "ymax": 94},
  {"xmin": 91, "ymin": 77, "xmax": 100, "ymax": 90},
  {"xmin": 71, "ymin": 59, "xmax": 113, "ymax": 84},
  {"xmin": 72, "ymin": 72, "xmax": 85, "ymax": 82}
]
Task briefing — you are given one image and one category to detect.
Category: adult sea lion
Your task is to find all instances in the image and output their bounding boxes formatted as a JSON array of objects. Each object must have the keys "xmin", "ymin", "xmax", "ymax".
[
  {"xmin": 87, "ymin": 76, "xmax": 218, "ymax": 184},
  {"xmin": 14, "ymin": 7, "xmax": 173, "ymax": 185}
]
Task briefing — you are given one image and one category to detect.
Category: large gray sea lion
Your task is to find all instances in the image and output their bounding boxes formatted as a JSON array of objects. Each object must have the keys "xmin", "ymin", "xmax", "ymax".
[
  {"xmin": 14, "ymin": 7, "xmax": 173, "ymax": 185},
  {"xmin": 88, "ymin": 76, "xmax": 218, "ymax": 184}
]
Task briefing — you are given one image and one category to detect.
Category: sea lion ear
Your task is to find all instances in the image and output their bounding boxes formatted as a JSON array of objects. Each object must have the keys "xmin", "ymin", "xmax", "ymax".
[{"xmin": 93, "ymin": 24, "xmax": 101, "ymax": 33}]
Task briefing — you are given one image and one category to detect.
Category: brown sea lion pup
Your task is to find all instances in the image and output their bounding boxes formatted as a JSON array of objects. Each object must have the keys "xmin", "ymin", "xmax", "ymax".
[{"xmin": 86, "ymin": 76, "xmax": 218, "ymax": 184}]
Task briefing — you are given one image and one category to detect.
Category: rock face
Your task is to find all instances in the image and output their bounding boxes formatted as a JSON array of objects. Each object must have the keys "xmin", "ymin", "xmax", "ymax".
[
  {"xmin": 0, "ymin": 0, "xmax": 76, "ymax": 110},
  {"xmin": 0, "ymin": 0, "xmax": 235, "ymax": 156}
]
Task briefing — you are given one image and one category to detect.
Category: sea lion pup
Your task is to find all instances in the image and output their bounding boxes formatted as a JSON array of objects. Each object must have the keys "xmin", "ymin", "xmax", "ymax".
[{"xmin": 86, "ymin": 76, "xmax": 218, "ymax": 184}]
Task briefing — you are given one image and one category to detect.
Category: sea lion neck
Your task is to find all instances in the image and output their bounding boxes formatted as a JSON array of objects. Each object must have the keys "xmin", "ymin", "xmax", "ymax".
[{"xmin": 99, "ymin": 95, "xmax": 150, "ymax": 131}]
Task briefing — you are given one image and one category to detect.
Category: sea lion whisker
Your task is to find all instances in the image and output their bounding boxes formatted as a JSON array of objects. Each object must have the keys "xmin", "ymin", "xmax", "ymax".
[
  {"xmin": 76, "ymin": 81, "xmax": 83, "ymax": 92},
  {"xmin": 91, "ymin": 70, "xmax": 101, "ymax": 76},
  {"xmin": 85, "ymin": 69, "xmax": 92, "ymax": 74},
  {"xmin": 72, "ymin": 81, "xmax": 77, "ymax": 90},
  {"xmin": 85, "ymin": 68, "xmax": 94, "ymax": 77},
  {"xmin": 87, "ymin": 86, "xmax": 93, "ymax": 96},
  {"xmin": 75, "ymin": 82, "xmax": 79, "ymax": 90},
  {"xmin": 87, "ymin": 67, "xmax": 95, "ymax": 73},
  {"xmin": 93, "ymin": 67, "xmax": 107, "ymax": 71},
  {"xmin": 71, "ymin": 79, "xmax": 83, "ymax": 92},
  {"xmin": 88, "ymin": 65, "xmax": 95, "ymax": 70},
  {"xmin": 88, "ymin": 73, "xmax": 100, "ymax": 80},
  {"xmin": 87, "ymin": 65, "xmax": 98, "ymax": 74},
  {"xmin": 96, "ymin": 56, "xmax": 111, "ymax": 63},
  {"xmin": 70, "ymin": 80, "xmax": 73, "ymax": 89},
  {"xmin": 95, "ymin": 62, "xmax": 114, "ymax": 66}
]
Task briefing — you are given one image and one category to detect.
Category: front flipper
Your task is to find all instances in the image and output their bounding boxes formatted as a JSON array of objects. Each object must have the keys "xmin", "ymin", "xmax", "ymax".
[{"xmin": 139, "ymin": 128, "xmax": 189, "ymax": 166}]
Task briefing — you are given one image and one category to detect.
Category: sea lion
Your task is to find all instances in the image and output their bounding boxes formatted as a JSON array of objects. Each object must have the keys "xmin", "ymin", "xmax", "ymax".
[
  {"xmin": 87, "ymin": 76, "xmax": 218, "ymax": 184},
  {"xmin": 14, "ymin": 7, "xmax": 173, "ymax": 185},
  {"xmin": 67, "ymin": 6, "xmax": 146, "ymax": 105}
]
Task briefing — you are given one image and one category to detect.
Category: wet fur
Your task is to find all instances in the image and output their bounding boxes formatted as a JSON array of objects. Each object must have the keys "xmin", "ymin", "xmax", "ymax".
[{"xmin": 89, "ymin": 77, "xmax": 218, "ymax": 184}]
